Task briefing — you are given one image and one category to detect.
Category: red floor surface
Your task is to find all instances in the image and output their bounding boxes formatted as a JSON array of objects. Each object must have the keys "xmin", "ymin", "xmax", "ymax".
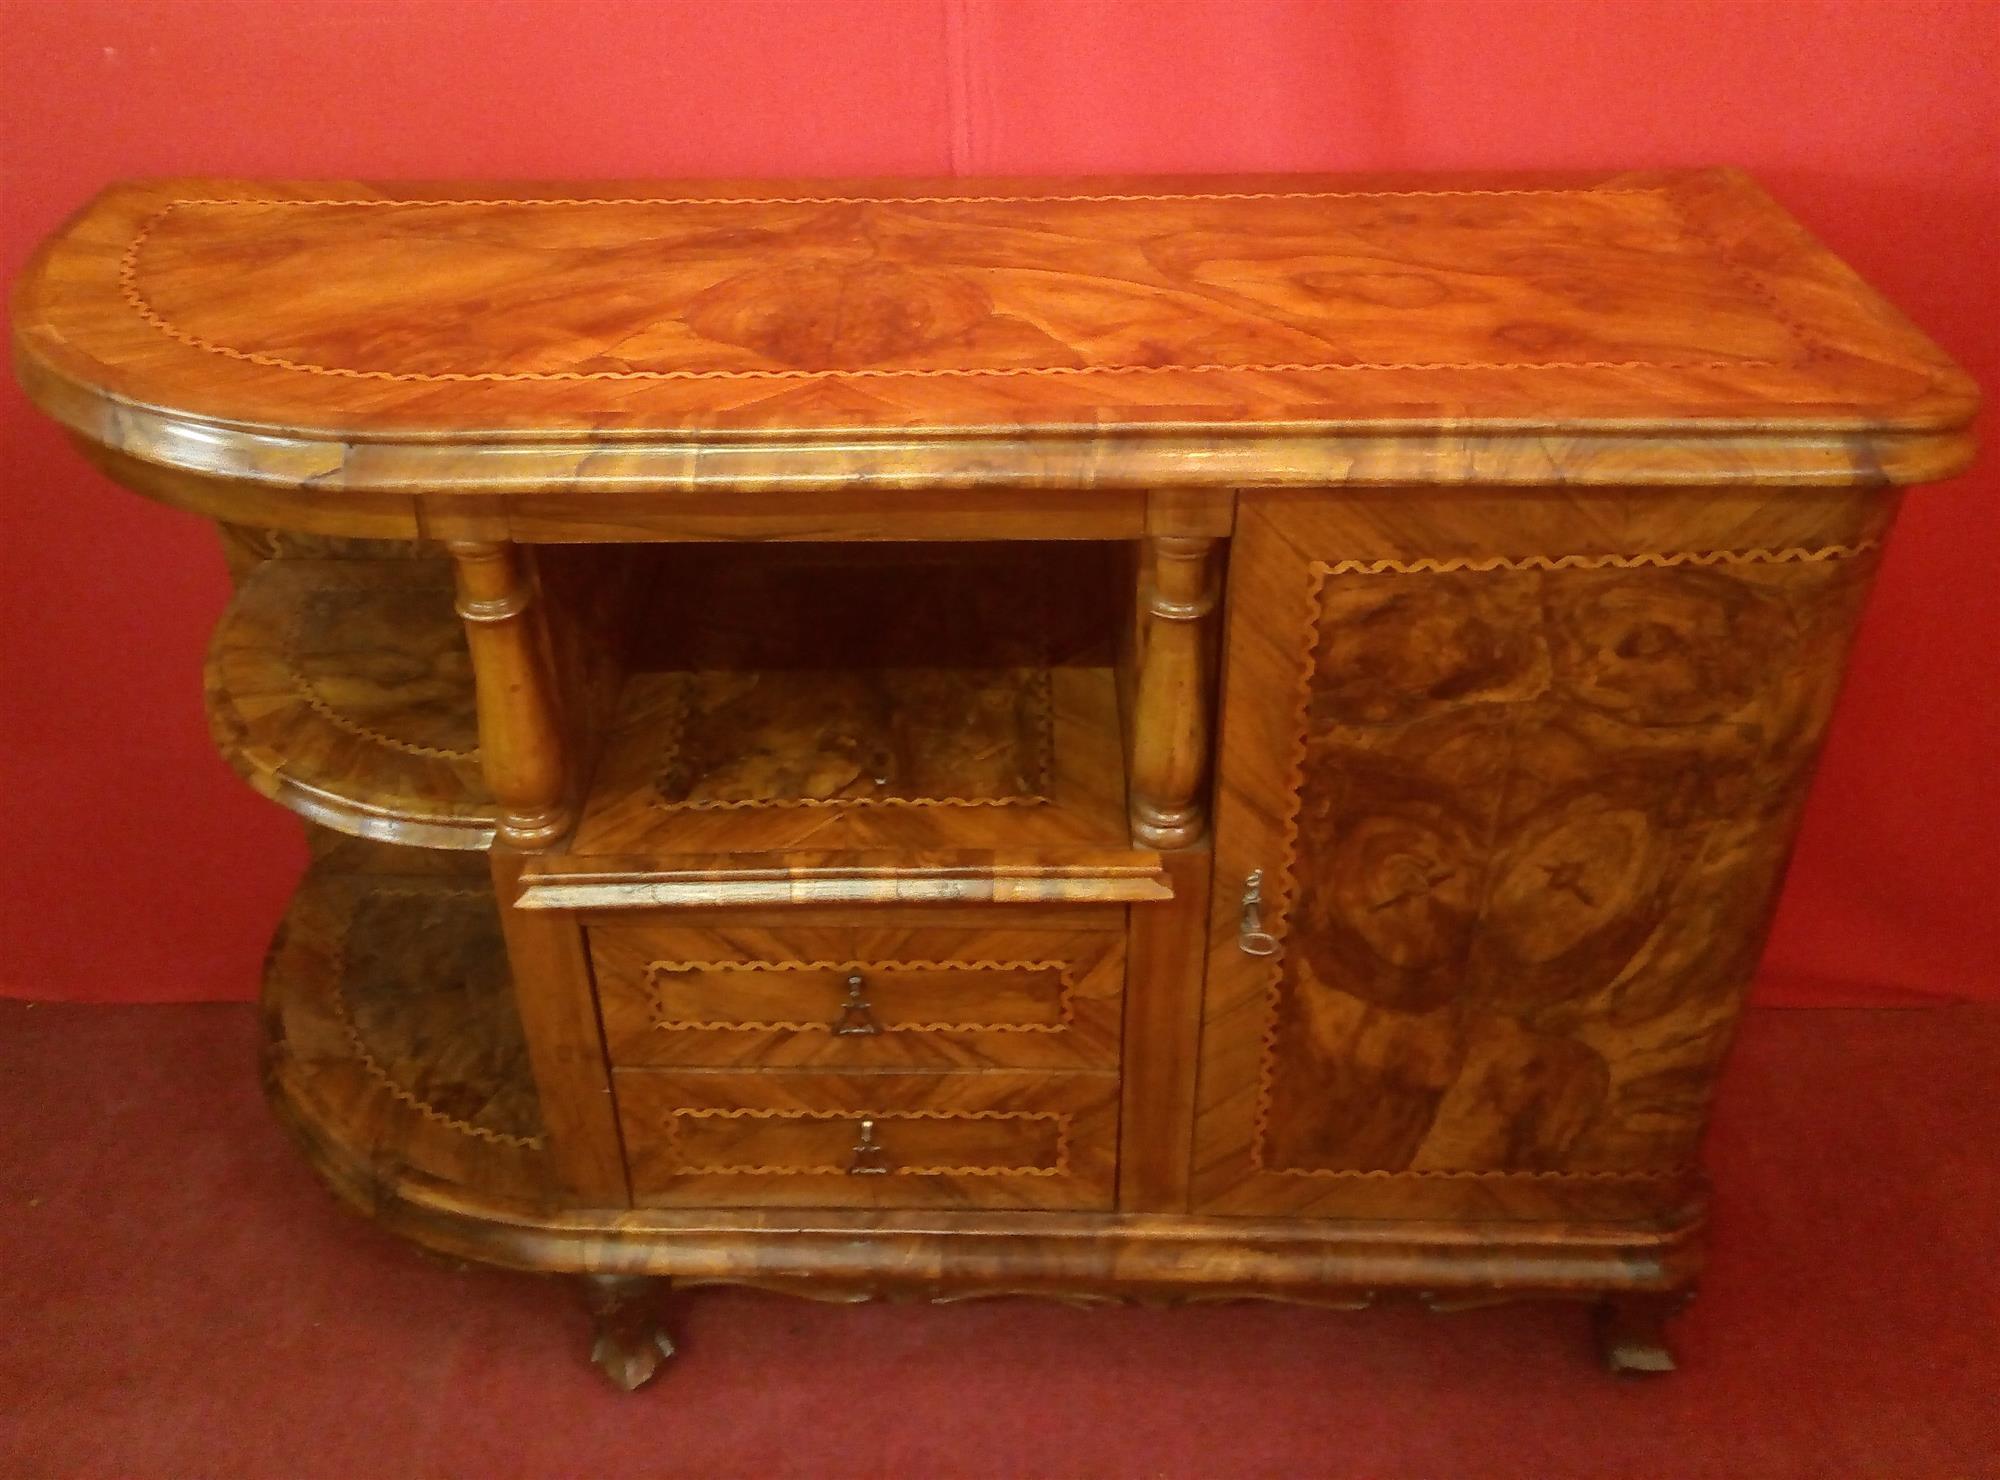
[{"xmin": 1, "ymin": 1001, "xmax": 1995, "ymax": 1479}]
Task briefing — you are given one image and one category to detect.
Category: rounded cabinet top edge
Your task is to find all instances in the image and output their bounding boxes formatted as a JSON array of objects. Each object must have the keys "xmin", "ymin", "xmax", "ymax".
[{"xmin": 9, "ymin": 167, "xmax": 1977, "ymax": 530}]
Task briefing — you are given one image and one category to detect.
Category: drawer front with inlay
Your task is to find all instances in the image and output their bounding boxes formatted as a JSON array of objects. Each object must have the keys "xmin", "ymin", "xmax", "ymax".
[
  {"xmin": 589, "ymin": 914, "xmax": 1124, "ymax": 1071},
  {"xmin": 616, "ymin": 1069, "xmax": 1119, "ymax": 1210}
]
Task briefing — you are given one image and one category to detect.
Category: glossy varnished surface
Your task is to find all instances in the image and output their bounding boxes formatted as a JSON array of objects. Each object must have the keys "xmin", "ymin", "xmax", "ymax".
[
  {"xmin": 1194, "ymin": 485, "xmax": 1897, "ymax": 1221},
  {"xmin": 24, "ymin": 168, "xmax": 1975, "ymax": 1381},
  {"xmin": 617, "ymin": 1066, "xmax": 1121, "ymax": 1212},
  {"xmin": 573, "ymin": 667, "xmax": 1126, "ymax": 855},
  {"xmin": 591, "ymin": 909, "xmax": 1126, "ymax": 1072},
  {"xmin": 262, "ymin": 867, "xmax": 550, "ymax": 1210},
  {"xmin": 260, "ymin": 889, "xmax": 1690, "ymax": 1293},
  {"xmin": 565, "ymin": 542, "xmax": 1134, "ymax": 863},
  {"xmin": 12, "ymin": 171, "xmax": 1975, "ymax": 511},
  {"xmin": 205, "ymin": 558, "xmax": 497, "ymax": 848}
]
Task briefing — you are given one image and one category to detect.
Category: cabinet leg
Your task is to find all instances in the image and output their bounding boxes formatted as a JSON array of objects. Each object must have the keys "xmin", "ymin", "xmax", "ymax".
[
  {"xmin": 581, "ymin": 1274, "xmax": 675, "ymax": 1391},
  {"xmin": 1593, "ymin": 1291, "xmax": 1686, "ymax": 1375}
]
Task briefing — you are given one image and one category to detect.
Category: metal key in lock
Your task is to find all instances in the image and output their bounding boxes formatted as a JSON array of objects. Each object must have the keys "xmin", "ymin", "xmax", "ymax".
[{"xmin": 1238, "ymin": 869, "xmax": 1280, "ymax": 956}]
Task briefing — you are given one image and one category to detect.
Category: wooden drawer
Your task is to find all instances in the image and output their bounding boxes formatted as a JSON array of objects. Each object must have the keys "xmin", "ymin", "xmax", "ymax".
[
  {"xmin": 616, "ymin": 1069, "xmax": 1119, "ymax": 1210},
  {"xmin": 589, "ymin": 912, "xmax": 1124, "ymax": 1071}
]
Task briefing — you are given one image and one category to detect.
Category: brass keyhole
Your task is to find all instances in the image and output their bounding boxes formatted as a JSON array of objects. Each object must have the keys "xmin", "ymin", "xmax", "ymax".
[
  {"xmin": 833, "ymin": 973, "xmax": 881, "ymax": 1036},
  {"xmin": 847, "ymin": 1117, "xmax": 890, "ymax": 1175}
]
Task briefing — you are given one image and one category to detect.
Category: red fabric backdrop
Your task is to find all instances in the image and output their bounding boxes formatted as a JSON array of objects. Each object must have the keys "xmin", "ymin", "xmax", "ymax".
[{"xmin": 1, "ymin": 0, "xmax": 1994, "ymax": 1005}]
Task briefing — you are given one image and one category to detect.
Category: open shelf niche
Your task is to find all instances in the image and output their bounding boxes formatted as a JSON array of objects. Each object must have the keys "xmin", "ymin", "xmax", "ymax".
[
  {"xmin": 522, "ymin": 540, "xmax": 1164, "ymax": 908},
  {"xmin": 202, "ymin": 539, "xmax": 1159, "ymax": 894}
]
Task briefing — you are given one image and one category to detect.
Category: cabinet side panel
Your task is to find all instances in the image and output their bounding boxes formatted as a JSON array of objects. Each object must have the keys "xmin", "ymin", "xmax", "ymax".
[
  {"xmin": 1116, "ymin": 849, "xmax": 1213, "ymax": 1211},
  {"xmin": 1194, "ymin": 488, "xmax": 1899, "ymax": 1221},
  {"xmin": 492, "ymin": 851, "xmax": 631, "ymax": 1206}
]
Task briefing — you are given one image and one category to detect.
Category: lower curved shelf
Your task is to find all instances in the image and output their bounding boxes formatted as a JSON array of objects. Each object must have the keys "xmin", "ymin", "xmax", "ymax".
[
  {"xmin": 263, "ymin": 869, "xmax": 1704, "ymax": 1302},
  {"xmin": 262, "ymin": 870, "xmax": 551, "ymax": 1217},
  {"xmin": 208, "ymin": 559, "xmax": 499, "ymax": 850}
]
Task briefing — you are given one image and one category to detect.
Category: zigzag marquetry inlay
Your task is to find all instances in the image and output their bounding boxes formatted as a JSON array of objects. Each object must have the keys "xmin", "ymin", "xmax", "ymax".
[
  {"xmin": 660, "ymin": 1106, "xmax": 1070, "ymax": 1178},
  {"xmin": 646, "ymin": 795, "xmax": 1051, "ymax": 813},
  {"xmin": 647, "ymin": 666, "xmax": 1056, "ymax": 812},
  {"xmin": 116, "ymin": 185, "xmax": 1795, "ymax": 383},
  {"xmin": 1320, "ymin": 542, "xmax": 1881, "ymax": 577},
  {"xmin": 280, "ymin": 593, "xmax": 480, "ymax": 763},
  {"xmin": 1246, "ymin": 539, "xmax": 1880, "ymax": 1182},
  {"xmin": 643, "ymin": 959, "xmax": 1078, "ymax": 1035},
  {"xmin": 328, "ymin": 883, "xmax": 543, "ymax": 1152}
]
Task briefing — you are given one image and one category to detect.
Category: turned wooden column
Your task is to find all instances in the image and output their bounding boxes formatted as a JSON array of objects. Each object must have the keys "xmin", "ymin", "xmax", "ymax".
[
  {"xmin": 450, "ymin": 540, "xmax": 627, "ymax": 1207},
  {"xmin": 1129, "ymin": 534, "xmax": 1220, "ymax": 850},
  {"xmin": 447, "ymin": 540, "xmax": 572, "ymax": 848}
]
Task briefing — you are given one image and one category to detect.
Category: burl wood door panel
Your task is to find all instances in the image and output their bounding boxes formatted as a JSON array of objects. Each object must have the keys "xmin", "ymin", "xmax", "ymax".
[{"xmin": 1193, "ymin": 488, "xmax": 1897, "ymax": 1222}]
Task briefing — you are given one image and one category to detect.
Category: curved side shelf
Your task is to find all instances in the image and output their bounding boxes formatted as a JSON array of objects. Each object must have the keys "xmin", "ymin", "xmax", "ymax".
[
  {"xmin": 206, "ymin": 558, "xmax": 500, "ymax": 849},
  {"xmin": 216, "ymin": 520, "xmax": 431, "ymax": 581},
  {"xmin": 262, "ymin": 869, "xmax": 552, "ymax": 1215}
]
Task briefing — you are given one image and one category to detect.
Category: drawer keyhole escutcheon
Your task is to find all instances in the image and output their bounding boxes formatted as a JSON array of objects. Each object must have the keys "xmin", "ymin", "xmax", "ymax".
[
  {"xmin": 847, "ymin": 1117, "xmax": 891, "ymax": 1175},
  {"xmin": 1239, "ymin": 870, "xmax": 1281, "ymax": 957},
  {"xmin": 833, "ymin": 973, "xmax": 882, "ymax": 1036}
]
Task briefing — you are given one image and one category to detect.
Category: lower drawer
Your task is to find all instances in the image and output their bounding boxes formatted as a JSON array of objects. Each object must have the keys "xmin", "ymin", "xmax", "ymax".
[{"xmin": 616, "ymin": 1068, "xmax": 1119, "ymax": 1211}]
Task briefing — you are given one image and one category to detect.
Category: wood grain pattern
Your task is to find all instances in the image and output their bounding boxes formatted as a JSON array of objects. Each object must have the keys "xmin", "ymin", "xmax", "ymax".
[
  {"xmin": 489, "ymin": 850, "xmax": 630, "ymax": 1206},
  {"xmin": 533, "ymin": 542, "xmax": 643, "ymax": 814},
  {"xmin": 120, "ymin": 189, "xmax": 1810, "ymax": 383},
  {"xmin": 14, "ymin": 171, "xmax": 1973, "ymax": 518},
  {"xmin": 517, "ymin": 849, "xmax": 1173, "ymax": 910},
  {"xmin": 216, "ymin": 522, "xmax": 429, "ymax": 576},
  {"xmin": 302, "ymin": 822, "xmax": 489, "ymax": 879},
  {"xmin": 567, "ymin": 542, "xmax": 1134, "ymax": 861},
  {"xmin": 261, "ymin": 867, "xmax": 551, "ymax": 1207},
  {"xmin": 478, "ymin": 484, "xmax": 1150, "ymax": 545},
  {"xmin": 591, "ymin": 915, "xmax": 1125, "ymax": 1071},
  {"xmin": 264, "ymin": 945, "xmax": 1700, "ymax": 1288},
  {"xmin": 254, "ymin": 853, "xmax": 1690, "ymax": 1329},
  {"xmin": 205, "ymin": 558, "xmax": 496, "ymax": 849},
  {"xmin": 22, "ymin": 168, "xmax": 1974, "ymax": 1382},
  {"xmin": 256, "ymin": 869, "xmax": 1691, "ymax": 1300},
  {"xmin": 1193, "ymin": 487, "xmax": 1897, "ymax": 1222},
  {"xmin": 1116, "ymin": 849, "xmax": 1214, "ymax": 1212},
  {"xmin": 1129, "ymin": 536, "xmax": 1220, "ymax": 848},
  {"xmin": 575, "ymin": 668, "xmax": 1126, "ymax": 854},
  {"xmin": 645, "ymin": 665, "xmax": 1054, "ymax": 809},
  {"xmin": 449, "ymin": 541, "xmax": 574, "ymax": 849},
  {"xmin": 617, "ymin": 1068, "xmax": 1119, "ymax": 1211}
]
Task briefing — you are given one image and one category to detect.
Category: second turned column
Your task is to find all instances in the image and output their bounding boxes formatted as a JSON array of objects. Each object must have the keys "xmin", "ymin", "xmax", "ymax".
[{"xmin": 1129, "ymin": 533, "xmax": 1220, "ymax": 850}]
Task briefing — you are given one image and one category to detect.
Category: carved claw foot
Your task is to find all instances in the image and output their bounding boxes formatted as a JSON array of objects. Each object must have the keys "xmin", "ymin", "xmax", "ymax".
[
  {"xmin": 581, "ymin": 1274, "xmax": 675, "ymax": 1391},
  {"xmin": 1593, "ymin": 1291, "xmax": 1687, "ymax": 1376}
]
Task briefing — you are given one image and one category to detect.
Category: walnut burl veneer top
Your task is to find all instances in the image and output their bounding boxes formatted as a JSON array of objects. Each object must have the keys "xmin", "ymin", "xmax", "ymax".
[{"xmin": 11, "ymin": 169, "xmax": 1977, "ymax": 502}]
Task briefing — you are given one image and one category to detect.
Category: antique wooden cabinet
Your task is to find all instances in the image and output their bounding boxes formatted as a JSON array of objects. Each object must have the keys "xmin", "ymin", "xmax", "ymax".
[{"xmin": 11, "ymin": 170, "xmax": 1975, "ymax": 1388}]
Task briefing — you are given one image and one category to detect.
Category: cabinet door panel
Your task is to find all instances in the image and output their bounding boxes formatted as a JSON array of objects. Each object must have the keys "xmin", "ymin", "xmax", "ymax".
[{"xmin": 1193, "ymin": 489, "xmax": 1894, "ymax": 1222}]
